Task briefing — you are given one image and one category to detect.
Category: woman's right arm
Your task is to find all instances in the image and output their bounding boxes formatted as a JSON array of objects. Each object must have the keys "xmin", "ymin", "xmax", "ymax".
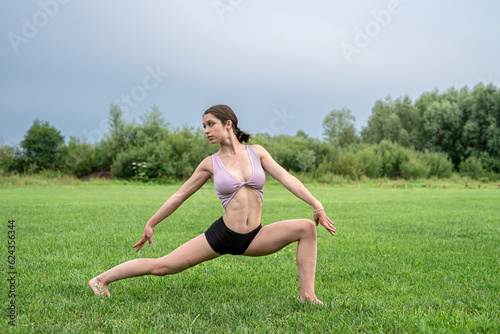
[
  {"xmin": 146, "ymin": 156, "xmax": 212, "ymax": 228},
  {"xmin": 133, "ymin": 156, "xmax": 212, "ymax": 252}
]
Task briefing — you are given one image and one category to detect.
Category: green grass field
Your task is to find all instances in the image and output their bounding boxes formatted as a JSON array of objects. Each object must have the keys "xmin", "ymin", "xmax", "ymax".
[{"xmin": 1, "ymin": 183, "xmax": 499, "ymax": 333}]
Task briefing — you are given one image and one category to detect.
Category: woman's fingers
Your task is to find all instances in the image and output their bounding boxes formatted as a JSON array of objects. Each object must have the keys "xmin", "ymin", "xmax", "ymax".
[
  {"xmin": 133, "ymin": 226, "xmax": 154, "ymax": 252},
  {"xmin": 133, "ymin": 236, "xmax": 151, "ymax": 252},
  {"xmin": 322, "ymin": 217, "xmax": 336, "ymax": 235},
  {"xmin": 313, "ymin": 211, "xmax": 336, "ymax": 236},
  {"xmin": 133, "ymin": 239, "xmax": 145, "ymax": 252}
]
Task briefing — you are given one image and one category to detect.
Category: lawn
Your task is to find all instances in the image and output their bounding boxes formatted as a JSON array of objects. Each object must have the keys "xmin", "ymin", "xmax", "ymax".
[{"xmin": 1, "ymin": 183, "xmax": 499, "ymax": 333}]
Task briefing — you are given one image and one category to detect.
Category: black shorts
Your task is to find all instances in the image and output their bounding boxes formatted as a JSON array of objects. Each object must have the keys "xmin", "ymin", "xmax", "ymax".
[{"xmin": 204, "ymin": 216, "xmax": 262, "ymax": 255}]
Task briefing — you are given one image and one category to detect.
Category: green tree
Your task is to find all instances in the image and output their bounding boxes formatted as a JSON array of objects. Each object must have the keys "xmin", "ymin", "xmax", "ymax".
[
  {"xmin": 393, "ymin": 96, "xmax": 419, "ymax": 145},
  {"xmin": 0, "ymin": 145, "xmax": 15, "ymax": 172},
  {"xmin": 21, "ymin": 119, "xmax": 64, "ymax": 172},
  {"xmin": 361, "ymin": 97, "xmax": 418, "ymax": 146},
  {"xmin": 97, "ymin": 103, "xmax": 140, "ymax": 169},
  {"xmin": 136, "ymin": 105, "xmax": 170, "ymax": 145},
  {"xmin": 57, "ymin": 137, "xmax": 99, "ymax": 177},
  {"xmin": 323, "ymin": 108, "xmax": 358, "ymax": 147}
]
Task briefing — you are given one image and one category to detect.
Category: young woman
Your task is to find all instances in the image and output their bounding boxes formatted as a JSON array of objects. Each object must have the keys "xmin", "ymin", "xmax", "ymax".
[{"xmin": 89, "ymin": 105, "xmax": 336, "ymax": 304}]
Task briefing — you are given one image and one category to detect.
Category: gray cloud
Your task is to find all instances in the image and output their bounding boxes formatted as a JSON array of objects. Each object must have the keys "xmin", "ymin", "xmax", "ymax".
[{"xmin": 1, "ymin": 0, "xmax": 499, "ymax": 145}]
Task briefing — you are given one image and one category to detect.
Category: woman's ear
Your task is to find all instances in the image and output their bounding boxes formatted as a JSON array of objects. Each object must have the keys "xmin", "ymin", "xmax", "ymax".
[{"xmin": 225, "ymin": 120, "xmax": 233, "ymax": 130}]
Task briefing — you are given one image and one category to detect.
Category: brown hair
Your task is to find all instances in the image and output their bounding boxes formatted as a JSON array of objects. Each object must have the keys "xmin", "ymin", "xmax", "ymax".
[{"xmin": 203, "ymin": 105, "xmax": 251, "ymax": 143}]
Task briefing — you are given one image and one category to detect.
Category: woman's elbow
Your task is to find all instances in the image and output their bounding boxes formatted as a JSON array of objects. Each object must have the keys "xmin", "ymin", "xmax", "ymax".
[{"xmin": 170, "ymin": 192, "xmax": 186, "ymax": 207}]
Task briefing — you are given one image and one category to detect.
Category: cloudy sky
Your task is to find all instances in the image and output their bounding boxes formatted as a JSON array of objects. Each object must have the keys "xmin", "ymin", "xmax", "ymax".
[{"xmin": 1, "ymin": 0, "xmax": 499, "ymax": 146}]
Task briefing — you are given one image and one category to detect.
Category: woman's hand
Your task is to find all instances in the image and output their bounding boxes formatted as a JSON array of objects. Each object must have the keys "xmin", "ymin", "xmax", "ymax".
[
  {"xmin": 313, "ymin": 210, "xmax": 336, "ymax": 236},
  {"xmin": 133, "ymin": 223, "xmax": 154, "ymax": 252}
]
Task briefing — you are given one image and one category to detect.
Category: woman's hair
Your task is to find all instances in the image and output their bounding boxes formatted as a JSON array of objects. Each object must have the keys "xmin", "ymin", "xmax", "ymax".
[{"xmin": 203, "ymin": 105, "xmax": 251, "ymax": 143}]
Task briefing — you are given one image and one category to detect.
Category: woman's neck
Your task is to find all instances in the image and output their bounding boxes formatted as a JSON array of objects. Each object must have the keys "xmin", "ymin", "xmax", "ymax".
[{"xmin": 219, "ymin": 137, "xmax": 244, "ymax": 155}]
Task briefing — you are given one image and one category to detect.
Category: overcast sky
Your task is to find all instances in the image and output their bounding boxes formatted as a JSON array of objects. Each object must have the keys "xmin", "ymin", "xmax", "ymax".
[{"xmin": 1, "ymin": 0, "xmax": 499, "ymax": 146}]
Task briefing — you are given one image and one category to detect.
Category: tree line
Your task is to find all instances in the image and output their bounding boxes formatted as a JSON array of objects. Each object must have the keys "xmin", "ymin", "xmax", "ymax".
[{"xmin": 1, "ymin": 83, "xmax": 499, "ymax": 182}]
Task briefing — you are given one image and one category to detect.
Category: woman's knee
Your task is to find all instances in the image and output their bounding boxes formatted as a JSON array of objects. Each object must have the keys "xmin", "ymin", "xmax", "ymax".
[
  {"xmin": 150, "ymin": 259, "xmax": 170, "ymax": 276},
  {"xmin": 298, "ymin": 219, "xmax": 317, "ymax": 238},
  {"xmin": 150, "ymin": 258, "xmax": 185, "ymax": 276}
]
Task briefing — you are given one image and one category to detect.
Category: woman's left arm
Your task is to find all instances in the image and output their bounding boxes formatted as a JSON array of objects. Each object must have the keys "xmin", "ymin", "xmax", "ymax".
[{"xmin": 254, "ymin": 145, "xmax": 336, "ymax": 235}]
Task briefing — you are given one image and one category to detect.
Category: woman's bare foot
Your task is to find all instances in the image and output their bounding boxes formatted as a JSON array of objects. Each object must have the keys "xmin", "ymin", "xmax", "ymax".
[
  {"xmin": 88, "ymin": 277, "xmax": 110, "ymax": 297},
  {"xmin": 300, "ymin": 296, "xmax": 325, "ymax": 306}
]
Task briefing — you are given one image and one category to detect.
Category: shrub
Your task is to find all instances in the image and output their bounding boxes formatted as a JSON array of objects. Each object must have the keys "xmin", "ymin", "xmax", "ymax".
[
  {"xmin": 296, "ymin": 149, "xmax": 316, "ymax": 172},
  {"xmin": 459, "ymin": 157, "xmax": 484, "ymax": 179},
  {"xmin": 0, "ymin": 145, "xmax": 15, "ymax": 172},
  {"xmin": 57, "ymin": 138, "xmax": 98, "ymax": 177},
  {"xmin": 111, "ymin": 146, "xmax": 151, "ymax": 179},
  {"xmin": 356, "ymin": 146, "xmax": 382, "ymax": 178},
  {"xmin": 479, "ymin": 151, "xmax": 500, "ymax": 173},
  {"xmin": 333, "ymin": 152, "xmax": 362, "ymax": 180},
  {"xmin": 401, "ymin": 156, "xmax": 430, "ymax": 179},
  {"xmin": 422, "ymin": 152, "xmax": 453, "ymax": 178},
  {"xmin": 374, "ymin": 141, "xmax": 411, "ymax": 178}
]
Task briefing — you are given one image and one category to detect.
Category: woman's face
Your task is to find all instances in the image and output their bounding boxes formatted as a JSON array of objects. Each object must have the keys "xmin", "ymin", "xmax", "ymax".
[{"xmin": 202, "ymin": 113, "xmax": 231, "ymax": 144}]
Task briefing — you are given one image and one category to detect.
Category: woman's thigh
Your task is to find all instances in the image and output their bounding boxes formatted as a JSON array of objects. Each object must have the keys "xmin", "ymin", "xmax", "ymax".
[
  {"xmin": 243, "ymin": 219, "xmax": 315, "ymax": 257},
  {"xmin": 156, "ymin": 234, "xmax": 221, "ymax": 274}
]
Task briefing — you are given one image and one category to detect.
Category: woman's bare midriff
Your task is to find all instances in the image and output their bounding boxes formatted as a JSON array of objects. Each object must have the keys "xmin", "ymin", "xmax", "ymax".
[{"xmin": 222, "ymin": 186, "xmax": 262, "ymax": 233}]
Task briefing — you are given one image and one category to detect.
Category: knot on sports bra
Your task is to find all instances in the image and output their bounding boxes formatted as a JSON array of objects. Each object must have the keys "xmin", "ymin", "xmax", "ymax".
[{"xmin": 212, "ymin": 145, "xmax": 265, "ymax": 209}]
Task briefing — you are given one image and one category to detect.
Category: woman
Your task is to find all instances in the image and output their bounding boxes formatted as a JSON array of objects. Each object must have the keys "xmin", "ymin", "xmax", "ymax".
[{"xmin": 89, "ymin": 105, "xmax": 336, "ymax": 304}]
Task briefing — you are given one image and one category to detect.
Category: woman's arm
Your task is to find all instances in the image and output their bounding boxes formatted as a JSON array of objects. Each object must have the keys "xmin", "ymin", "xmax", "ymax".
[
  {"xmin": 146, "ymin": 156, "xmax": 212, "ymax": 228},
  {"xmin": 133, "ymin": 156, "xmax": 212, "ymax": 252},
  {"xmin": 253, "ymin": 145, "xmax": 335, "ymax": 236},
  {"xmin": 254, "ymin": 145, "xmax": 322, "ymax": 210}
]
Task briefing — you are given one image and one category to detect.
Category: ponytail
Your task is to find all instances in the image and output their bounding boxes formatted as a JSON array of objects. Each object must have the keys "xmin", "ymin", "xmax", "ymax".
[{"xmin": 235, "ymin": 127, "xmax": 251, "ymax": 143}]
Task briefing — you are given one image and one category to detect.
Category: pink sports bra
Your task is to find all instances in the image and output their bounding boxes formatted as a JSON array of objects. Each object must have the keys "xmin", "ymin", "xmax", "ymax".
[{"xmin": 212, "ymin": 145, "xmax": 266, "ymax": 209}]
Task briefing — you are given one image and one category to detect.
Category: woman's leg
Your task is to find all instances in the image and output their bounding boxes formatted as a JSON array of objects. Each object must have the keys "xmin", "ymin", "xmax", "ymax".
[
  {"xmin": 243, "ymin": 219, "xmax": 322, "ymax": 304},
  {"xmin": 89, "ymin": 234, "xmax": 220, "ymax": 297}
]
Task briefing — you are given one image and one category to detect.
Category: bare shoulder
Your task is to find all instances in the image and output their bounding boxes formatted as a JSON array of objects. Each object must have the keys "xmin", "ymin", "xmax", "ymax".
[
  {"xmin": 250, "ymin": 144, "xmax": 286, "ymax": 179},
  {"xmin": 197, "ymin": 155, "xmax": 214, "ymax": 173},
  {"xmin": 249, "ymin": 144, "xmax": 270, "ymax": 159}
]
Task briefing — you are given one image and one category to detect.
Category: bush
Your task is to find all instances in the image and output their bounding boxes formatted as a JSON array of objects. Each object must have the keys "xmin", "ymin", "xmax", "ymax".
[
  {"xmin": 110, "ymin": 129, "xmax": 216, "ymax": 182},
  {"xmin": 459, "ymin": 157, "xmax": 484, "ymax": 180},
  {"xmin": 374, "ymin": 141, "xmax": 411, "ymax": 178},
  {"xmin": 296, "ymin": 149, "xmax": 316, "ymax": 172},
  {"xmin": 479, "ymin": 151, "xmax": 500, "ymax": 173},
  {"xmin": 422, "ymin": 152, "xmax": 453, "ymax": 178},
  {"xmin": 333, "ymin": 152, "xmax": 362, "ymax": 180},
  {"xmin": 401, "ymin": 155, "xmax": 430, "ymax": 179},
  {"xmin": 111, "ymin": 146, "xmax": 151, "ymax": 179},
  {"xmin": 57, "ymin": 138, "xmax": 99, "ymax": 177},
  {"xmin": 356, "ymin": 146, "xmax": 382, "ymax": 178},
  {"xmin": 0, "ymin": 145, "xmax": 15, "ymax": 172}
]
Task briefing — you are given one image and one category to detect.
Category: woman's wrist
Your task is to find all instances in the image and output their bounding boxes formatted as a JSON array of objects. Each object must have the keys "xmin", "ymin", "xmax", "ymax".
[{"xmin": 313, "ymin": 202, "xmax": 323, "ymax": 212}]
